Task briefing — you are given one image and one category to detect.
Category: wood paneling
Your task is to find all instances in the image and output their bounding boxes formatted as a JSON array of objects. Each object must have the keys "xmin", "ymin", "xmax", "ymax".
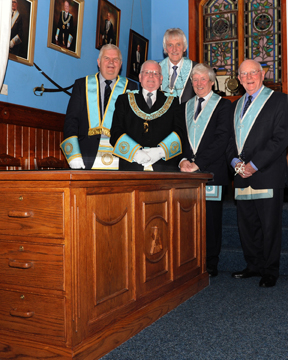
[{"xmin": 0, "ymin": 101, "xmax": 68, "ymax": 169}]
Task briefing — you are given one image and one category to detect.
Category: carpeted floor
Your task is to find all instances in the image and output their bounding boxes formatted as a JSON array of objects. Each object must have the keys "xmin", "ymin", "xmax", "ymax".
[{"xmin": 100, "ymin": 272, "xmax": 288, "ymax": 360}]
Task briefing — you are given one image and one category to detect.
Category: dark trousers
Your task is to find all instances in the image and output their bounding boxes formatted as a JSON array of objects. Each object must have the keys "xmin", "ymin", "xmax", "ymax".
[
  {"xmin": 237, "ymin": 188, "xmax": 284, "ymax": 278},
  {"xmin": 206, "ymin": 199, "xmax": 223, "ymax": 267}
]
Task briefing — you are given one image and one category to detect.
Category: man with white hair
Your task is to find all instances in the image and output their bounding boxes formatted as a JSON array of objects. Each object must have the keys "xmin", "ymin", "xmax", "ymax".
[
  {"xmin": 180, "ymin": 63, "xmax": 232, "ymax": 277},
  {"xmin": 160, "ymin": 28, "xmax": 197, "ymax": 104},
  {"xmin": 110, "ymin": 60, "xmax": 185, "ymax": 171},
  {"xmin": 55, "ymin": 0, "xmax": 73, "ymax": 49},
  {"xmin": 60, "ymin": 44, "xmax": 138, "ymax": 170},
  {"xmin": 227, "ymin": 59, "xmax": 288, "ymax": 287}
]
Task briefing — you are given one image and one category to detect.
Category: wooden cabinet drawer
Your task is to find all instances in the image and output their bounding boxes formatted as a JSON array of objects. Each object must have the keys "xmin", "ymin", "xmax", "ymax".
[
  {"xmin": 0, "ymin": 241, "xmax": 64, "ymax": 291},
  {"xmin": 0, "ymin": 192, "xmax": 64, "ymax": 238},
  {"xmin": 0, "ymin": 289, "xmax": 65, "ymax": 341}
]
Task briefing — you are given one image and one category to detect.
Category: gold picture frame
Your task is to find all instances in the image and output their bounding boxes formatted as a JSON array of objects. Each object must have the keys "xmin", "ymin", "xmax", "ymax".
[
  {"xmin": 9, "ymin": 0, "xmax": 38, "ymax": 66},
  {"xmin": 47, "ymin": 0, "xmax": 84, "ymax": 58}
]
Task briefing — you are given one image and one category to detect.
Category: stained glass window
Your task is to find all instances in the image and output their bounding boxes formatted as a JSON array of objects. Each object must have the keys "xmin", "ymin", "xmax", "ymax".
[
  {"xmin": 203, "ymin": 0, "xmax": 238, "ymax": 77},
  {"xmin": 203, "ymin": 0, "xmax": 282, "ymax": 84},
  {"xmin": 244, "ymin": 0, "xmax": 281, "ymax": 83}
]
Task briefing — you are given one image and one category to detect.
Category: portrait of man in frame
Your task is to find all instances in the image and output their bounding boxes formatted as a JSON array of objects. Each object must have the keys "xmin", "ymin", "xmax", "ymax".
[
  {"xmin": 95, "ymin": 0, "xmax": 121, "ymax": 50},
  {"xmin": 9, "ymin": 0, "xmax": 37, "ymax": 66},
  {"xmin": 48, "ymin": 0, "xmax": 84, "ymax": 58}
]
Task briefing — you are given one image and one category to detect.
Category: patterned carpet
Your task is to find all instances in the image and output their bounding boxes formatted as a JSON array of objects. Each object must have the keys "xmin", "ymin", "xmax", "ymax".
[{"xmin": 101, "ymin": 272, "xmax": 288, "ymax": 360}]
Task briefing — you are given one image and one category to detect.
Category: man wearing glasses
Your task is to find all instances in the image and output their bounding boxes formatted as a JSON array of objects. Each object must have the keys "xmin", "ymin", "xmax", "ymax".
[
  {"xmin": 61, "ymin": 44, "xmax": 138, "ymax": 170},
  {"xmin": 110, "ymin": 60, "xmax": 185, "ymax": 171},
  {"xmin": 159, "ymin": 28, "xmax": 197, "ymax": 104},
  {"xmin": 227, "ymin": 59, "xmax": 288, "ymax": 287}
]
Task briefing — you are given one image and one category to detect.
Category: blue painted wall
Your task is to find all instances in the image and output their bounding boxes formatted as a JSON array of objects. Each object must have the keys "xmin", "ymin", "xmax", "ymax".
[
  {"xmin": 151, "ymin": 0, "xmax": 189, "ymax": 63},
  {"xmin": 1, "ymin": 0, "xmax": 188, "ymax": 114}
]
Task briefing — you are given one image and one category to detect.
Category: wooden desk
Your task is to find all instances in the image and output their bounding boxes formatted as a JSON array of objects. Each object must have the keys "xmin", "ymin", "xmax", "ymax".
[{"xmin": 0, "ymin": 170, "xmax": 212, "ymax": 360}]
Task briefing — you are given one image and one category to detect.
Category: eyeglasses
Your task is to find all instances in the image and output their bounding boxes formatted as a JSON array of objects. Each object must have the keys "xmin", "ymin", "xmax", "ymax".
[
  {"xmin": 102, "ymin": 56, "xmax": 121, "ymax": 64},
  {"xmin": 239, "ymin": 70, "xmax": 261, "ymax": 77},
  {"xmin": 141, "ymin": 70, "xmax": 161, "ymax": 77}
]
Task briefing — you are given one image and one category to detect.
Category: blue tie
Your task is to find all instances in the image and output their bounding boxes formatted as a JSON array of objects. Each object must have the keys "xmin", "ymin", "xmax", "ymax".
[
  {"xmin": 170, "ymin": 66, "xmax": 178, "ymax": 88},
  {"xmin": 195, "ymin": 98, "xmax": 205, "ymax": 119},
  {"xmin": 242, "ymin": 95, "xmax": 252, "ymax": 117}
]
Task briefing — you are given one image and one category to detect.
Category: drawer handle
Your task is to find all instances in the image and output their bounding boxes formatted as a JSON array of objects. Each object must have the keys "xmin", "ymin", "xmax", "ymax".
[
  {"xmin": 10, "ymin": 309, "xmax": 34, "ymax": 318},
  {"xmin": 8, "ymin": 211, "xmax": 33, "ymax": 218},
  {"xmin": 8, "ymin": 260, "xmax": 33, "ymax": 269}
]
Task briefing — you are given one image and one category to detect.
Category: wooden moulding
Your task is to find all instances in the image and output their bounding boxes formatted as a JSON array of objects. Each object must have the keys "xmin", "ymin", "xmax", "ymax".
[{"xmin": 0, "ymin": 274, "xmax": 209, "ymax": 360}]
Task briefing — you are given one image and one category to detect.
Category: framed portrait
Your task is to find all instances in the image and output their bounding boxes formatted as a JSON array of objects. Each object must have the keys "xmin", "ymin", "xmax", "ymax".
[
  {"xmin": 126, "ymin": 30, "xmax": 149, "ymax": 82},
  {"xmin": 47, "ymin": 0, "xmax": 84, "ymax": 58},
  {"xmin": 95, "ymin": 0, "xmax": 121, "ymax": 50},
  {"xmin": 9, "ymin": 0, "xmax": 38, "ymax": 66}
]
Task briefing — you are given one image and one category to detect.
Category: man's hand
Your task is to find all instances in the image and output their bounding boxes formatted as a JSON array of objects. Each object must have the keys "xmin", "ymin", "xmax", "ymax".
[
  {"xmin": 142, "ymin": 147, "xmax": 165, "ymax": 166},
  {"xmin": 235, "ymin": 161, "xmax": 255, "ymax": 178},
  {"xmin": 69, "ymin": 157, "xmax": 85, "ymax": 169},
  {"xmin": 133, "ymin": 149, "xmax": 151, "ymax": 165},
  {"xmin": 9, "ymin": 40, "xmax": 14, "ymax": 49},
  {"xmin": 180, "ymin": 160, "xmax": 199, "ymax": 172},
  {"xmin": 244, "ymin": 162, "xmax": 256, "ymax": 176}
]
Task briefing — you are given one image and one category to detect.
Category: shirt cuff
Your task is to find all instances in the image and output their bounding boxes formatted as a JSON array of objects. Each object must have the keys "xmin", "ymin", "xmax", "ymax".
[
  {"xmin": 231, "ymin": 158, "xmax": 241, "ymax": 168},
  {"xmin": 250, "ymin": 161, "xmax": 258, "ymax": 171}
]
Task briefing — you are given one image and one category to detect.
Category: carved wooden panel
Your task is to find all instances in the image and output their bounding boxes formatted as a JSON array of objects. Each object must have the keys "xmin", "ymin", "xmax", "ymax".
[
  {"xmin": 137, "ymin": 190, "xmax": 172, "ymax": 296},
  {"xmin": 173, "ymin": 187, "xmax": 201, "ymax": 279},
  {"xmin": 86, "ymin": 192, "xmax": 135, "ymax": 325}
]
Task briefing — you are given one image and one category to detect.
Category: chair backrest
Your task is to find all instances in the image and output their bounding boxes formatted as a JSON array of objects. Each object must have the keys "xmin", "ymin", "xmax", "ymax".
[
  {"xmin": 0, "ymin": 153, "xmax": 27, "ymax": 170},
  {"xmin": 34, "ymin": 156, "xmax": 66, "ymax": 169}
]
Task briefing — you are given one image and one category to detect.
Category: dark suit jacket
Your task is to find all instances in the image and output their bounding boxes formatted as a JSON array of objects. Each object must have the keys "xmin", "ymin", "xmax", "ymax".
[
  {"xmin": 110, "ymin": 90, "xmax": 186, "ymax": 171},
  {"xmin": 10, "ymin": 13, "xmax": 23, "ymax": 55},
  {"xmin": 182, "ymin": 96, "xmax": 232, "ymax": 185},
  {"xmin": 57, "ymin": 12, "xmax": 73, "ymax": 48},
  {"xmin": 180, "ymin": 60, "xmax": 197, "ymax": 104},
  {"xmin": 226, "ymin": 91, "xmax": 288, "ymax": 189},
  {"xmin": 63, "ymin": 76, "xmax": 138, "ymax": 169}
]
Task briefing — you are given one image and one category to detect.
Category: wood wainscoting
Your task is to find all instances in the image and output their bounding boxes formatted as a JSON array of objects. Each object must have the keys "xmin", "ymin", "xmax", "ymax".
[{"xmin": 0, "ymin": 101, "xmax": 68, "ymax": 170}]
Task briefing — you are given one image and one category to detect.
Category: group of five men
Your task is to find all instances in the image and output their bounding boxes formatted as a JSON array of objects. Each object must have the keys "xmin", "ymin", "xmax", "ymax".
[{"xmin": 61, "ymin": 28, "xmax": 288, "ymax": 289}]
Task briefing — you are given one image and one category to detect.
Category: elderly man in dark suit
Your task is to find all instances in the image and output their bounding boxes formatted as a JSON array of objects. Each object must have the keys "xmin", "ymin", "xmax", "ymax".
[
  {"xmin": 110, "ymin": 60, "xmax": 185, "ymax": 172},
  {"xmin": 180, "ymin": 63, "xmax": 232, "ymax": 277},
  {"xmin": 102, "ymin": 12, "xmax": 114, "ymax": 45},
  {"xmin": 160, "ymin": 28, "xmax": 197, "ymax": 104},
  {"xmin": 60, "ymin": 44, "xmax": 138, "ymax": 170},
  {"xmin": 55, "ymin": 0, "xmax": 74, "ymax": 49},
  {"xmin": 227, "ymin": 59, "xmax": 288, "ymax": 287}
]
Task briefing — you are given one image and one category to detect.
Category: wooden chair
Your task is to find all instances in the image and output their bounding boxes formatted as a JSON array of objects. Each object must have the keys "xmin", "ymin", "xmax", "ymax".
[
  {"xmin": 34, "ymin": 156, "xmax": 66, "ymax": 169},
  {"xmin": 0, "ymin": 153, "xmax": 27, "ymax": 170}
]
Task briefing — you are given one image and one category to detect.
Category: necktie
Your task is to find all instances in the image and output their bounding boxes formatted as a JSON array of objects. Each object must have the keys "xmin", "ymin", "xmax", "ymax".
[
  {"xmin": 12, "ymin": 11, "xmax": 14, "ymax": 18},
  {"xmin": 242, "ymin": 95, "xmax": 252, "ymax": 117},
  {"xmin": 195, "ymin": 98, "xmax": 205, "ymax": 119},
  {"xmin": 147, "ymin": 92, "xmax": 153, "ymax": 109},
  {"xmin": 104, "ymin": 80, "xmax": 112, "ymax": 112},
  {"xmin": 170, "ymin": 66, "xmax": 178, "ymax": 88}
]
